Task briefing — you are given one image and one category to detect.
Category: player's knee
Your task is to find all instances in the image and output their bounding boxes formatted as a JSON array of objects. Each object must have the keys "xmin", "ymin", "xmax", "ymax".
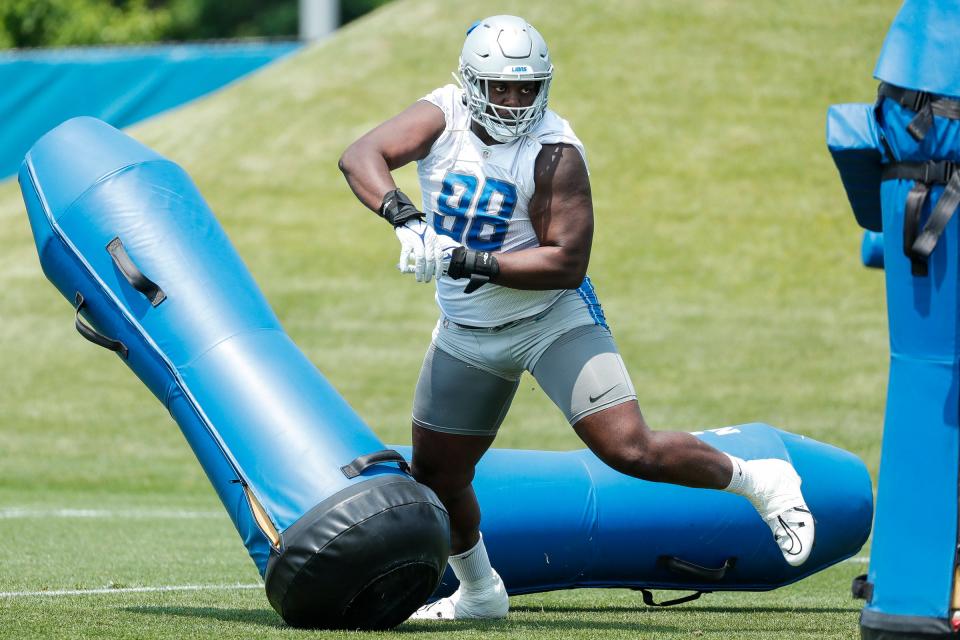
[
  {"xmin": 598, "ymin": 443, "xmax": 665, "ymax": 482},
  {"xmin": 411, "ymin": 461, "xmax": 474, "ymax": 499}
]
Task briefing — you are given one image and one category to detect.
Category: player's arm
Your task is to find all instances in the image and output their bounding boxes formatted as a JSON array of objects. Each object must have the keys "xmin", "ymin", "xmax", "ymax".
[
  {"xmin": 339, "ymin": 101, "xmax": 448, "ymax": 282},
  {"xmin": 338, "ymin": 101, "xmax": 445, "ymax": 213},
  {"xmin": 449, "ymin": 143, "xmax": 592, "ymax": 291}
]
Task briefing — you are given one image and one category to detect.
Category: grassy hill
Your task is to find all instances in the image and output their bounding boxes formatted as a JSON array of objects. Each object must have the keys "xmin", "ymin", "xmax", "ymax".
[{"xmin": 0, "ymin": 0, "xmax": 900, "ymax": 638}]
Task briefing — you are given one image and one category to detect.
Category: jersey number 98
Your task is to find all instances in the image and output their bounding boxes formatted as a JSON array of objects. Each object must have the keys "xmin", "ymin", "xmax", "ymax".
[{"xmin": 434, "ymin": 172, "xmax": 517, "ymax": 252}]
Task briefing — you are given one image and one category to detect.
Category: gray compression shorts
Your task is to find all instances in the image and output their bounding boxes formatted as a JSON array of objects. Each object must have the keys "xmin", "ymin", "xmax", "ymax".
[{"xmin": 412, "ymin": 289, "xmax": 637, "ymax": 436}]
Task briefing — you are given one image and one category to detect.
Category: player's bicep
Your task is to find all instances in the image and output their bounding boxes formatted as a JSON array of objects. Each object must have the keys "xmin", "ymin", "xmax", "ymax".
[
  {"xmin": 352, "ymin": 101, "xmax": 446, "ymax": 169},
  {"xmin": 529, "ymin": 144, "xmax": 593, "ymax": 252}
]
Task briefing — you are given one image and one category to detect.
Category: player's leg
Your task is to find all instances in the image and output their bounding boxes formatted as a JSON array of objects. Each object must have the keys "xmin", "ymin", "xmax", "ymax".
[
  {"xmin": 412, "ymin": 425, "xmax": 494, "ymax": 554},
  {"xmin": 408, "ymin": 343, "xmax": 515, "ymax": 620},
  {"xmin": 532, "ymin": 324, "xmax": 815, "ymax": 566},
  {"xmin": 574, "ymin": 400, "xmax": 733, "ymax": 487}
]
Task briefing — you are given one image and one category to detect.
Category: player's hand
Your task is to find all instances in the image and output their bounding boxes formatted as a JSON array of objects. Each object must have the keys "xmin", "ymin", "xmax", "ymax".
[
  {"xmin": 440, "ymin": 240, "xmax": 500, "ymax": 293},
  {"xmin": 436, "ymin": 234, "xmax": 464, "ymax": 278},
  {"xmin": 396, "ymin": 220, "xmax": 442, "ymax": 282}
]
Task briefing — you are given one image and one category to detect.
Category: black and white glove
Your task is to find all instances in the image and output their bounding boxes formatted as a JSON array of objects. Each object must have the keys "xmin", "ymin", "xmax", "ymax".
[{"xmin": 444, "ymin": 246, "xmax": 500, "ymax": 294}]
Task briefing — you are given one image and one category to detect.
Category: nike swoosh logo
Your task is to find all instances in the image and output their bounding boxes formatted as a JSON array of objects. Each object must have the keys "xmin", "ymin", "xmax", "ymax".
[{"xmin": 589, "ymin": 386, "xmax": 618, "ymax": 403}]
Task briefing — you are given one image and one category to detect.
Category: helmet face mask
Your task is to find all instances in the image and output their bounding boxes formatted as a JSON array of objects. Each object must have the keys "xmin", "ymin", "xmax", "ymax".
[{"xmin": 457, "ymin": 15, "xmax": 553, "ymax": 143}]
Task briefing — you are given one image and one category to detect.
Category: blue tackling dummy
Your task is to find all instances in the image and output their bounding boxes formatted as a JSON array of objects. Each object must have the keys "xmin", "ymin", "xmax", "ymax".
[{"xmin": 828, "ymin": 1, "xmax": 960, "ymax": 638}]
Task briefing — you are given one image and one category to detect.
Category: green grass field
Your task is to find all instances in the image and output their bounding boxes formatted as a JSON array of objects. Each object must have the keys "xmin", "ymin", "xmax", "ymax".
[{"xmin": 0, "ymin": 0, "xmax": 900, "ymax": 637}]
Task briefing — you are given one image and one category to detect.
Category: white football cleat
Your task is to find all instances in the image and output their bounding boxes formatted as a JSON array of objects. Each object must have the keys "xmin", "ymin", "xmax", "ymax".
[
  {"xmin": 766, "ymin": 505, "xmax": 815, "ymax": 566},
  {"xmin": 409, "ymin": 572, "xmax": 509, "ymax": 621},
  {"xmin": 409, "ymin": 596, "xmax": 457, "ymax": 620},
  {"xmin": 742, "ymin": 459, "xmax": 816, "ymax": 567}
]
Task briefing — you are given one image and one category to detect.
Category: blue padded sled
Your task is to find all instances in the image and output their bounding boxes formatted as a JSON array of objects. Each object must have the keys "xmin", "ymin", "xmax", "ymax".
[
  {"xmin": 395, "ymin": 423, "xmax": 871, "ymax": 600},
  {"xmin": 19, "ymin": 117, "xmax": 450, "ymax": 630},
  {"xmin": 829, "ymin": 2, "xmax": 960, "ymax": 637}
]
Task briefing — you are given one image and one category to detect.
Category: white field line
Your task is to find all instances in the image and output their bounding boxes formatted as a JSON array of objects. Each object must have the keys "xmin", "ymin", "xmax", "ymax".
[
  {"xmin": 0, "ymin": 584, "xmax": 262, "ymax": 598},
  {"xmin": 0, "ymin": 560, "xmax": 873, "ymax": 599},
  {"xmin": 0, "ymin": 508, "xmax": 221, "ymax": 520}
]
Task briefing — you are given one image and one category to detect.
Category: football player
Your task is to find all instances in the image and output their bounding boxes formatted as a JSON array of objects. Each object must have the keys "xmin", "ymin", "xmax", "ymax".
[{"xmin": 339, "ymin": 14, "xmax": 815, "ymax": 620}]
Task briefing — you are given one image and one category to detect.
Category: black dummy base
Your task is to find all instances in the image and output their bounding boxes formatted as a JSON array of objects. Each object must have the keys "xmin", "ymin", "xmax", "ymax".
[
  {"xmin": 861, "ymin": 609, "xmax": 958, "ymax": 640},
  {"xmin": 264, "ymin": 474, "xmax": 450, "ymax": 630}
]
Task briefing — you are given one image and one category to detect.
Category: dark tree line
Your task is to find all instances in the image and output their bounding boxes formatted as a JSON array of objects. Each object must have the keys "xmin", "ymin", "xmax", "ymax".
[{"xmin": 0, "ymin": 0, "xmax": 391, "ymax": 48}]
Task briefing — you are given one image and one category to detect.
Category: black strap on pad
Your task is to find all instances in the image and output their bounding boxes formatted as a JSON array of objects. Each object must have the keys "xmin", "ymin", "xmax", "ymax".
[
  {"xmin": 106, "ymin": 237, "xmax": 166, "ymax": 306},
  {"xmin": 74, "ymin": 292, "xmax": 129, "ymax": 359},
  {"xmin": 879, "ymin": 83, "xmax": 960, "ymax": 142},
  {"xmin": 636, "ymin": 589, "xmax": 704, "ymax": 607},
  {"xmin": 903, "ymin": 182, "xmax": 931, "ymax": 276},
  {"xmin": 882, "ymin": 161, "xmax": 960, "ymax": 276},
  {"xmin": 914, "ymin": 169, "xmax": 960, "ymax": 259},
  {"xmin": 340, "ymin": 449, "xmax": 411, "ymax": 479}
]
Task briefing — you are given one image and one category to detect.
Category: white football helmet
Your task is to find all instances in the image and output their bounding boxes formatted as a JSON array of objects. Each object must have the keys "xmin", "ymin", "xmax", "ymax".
[{"xmin": 457, "ymin": 15, "xmax": 553, "ymax": 143}]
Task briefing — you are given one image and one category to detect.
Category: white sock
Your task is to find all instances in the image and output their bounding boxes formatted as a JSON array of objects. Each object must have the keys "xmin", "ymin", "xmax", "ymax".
[
  {"xmin": 722, "ymin": 453, "xmax": 751, "ymax": 495},
  {"xmin": 448, "ymin": 534, "xmax": 496, "ymax": 593}
]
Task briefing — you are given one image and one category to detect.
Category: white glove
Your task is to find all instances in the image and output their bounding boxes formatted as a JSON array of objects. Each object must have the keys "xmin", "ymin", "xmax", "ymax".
[
  {"xmin": 395, "ymin": 220, "xmax": 444, "ymax": 282},
  {"xmin": 436, "ymin": 233, "xmax": 463, "ymax": 278}
]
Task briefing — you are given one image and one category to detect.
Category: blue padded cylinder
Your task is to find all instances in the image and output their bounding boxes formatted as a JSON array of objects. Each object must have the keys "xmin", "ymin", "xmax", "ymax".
[
  {"xmin": 395, "ymin": 423, "xmax": 871, "ymax": 599},
  {"xmin": 19, "ymin": 117, "xmax": 450, "ymax": 630},
  {"xmin": 861, "ymin": 103, "xmax": 960, "ymax": 637}
]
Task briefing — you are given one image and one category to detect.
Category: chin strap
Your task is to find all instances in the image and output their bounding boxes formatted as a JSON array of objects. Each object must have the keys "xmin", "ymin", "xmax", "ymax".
[{"xmin": 446, "ymin": 247, "xmax": 500, "ymax": 293}]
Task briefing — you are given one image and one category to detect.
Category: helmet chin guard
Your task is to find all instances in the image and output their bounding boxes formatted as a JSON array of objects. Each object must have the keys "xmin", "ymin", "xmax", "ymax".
[{"xmin": 457, "ymin": 15, "xmax": 553, "ymax": 143}]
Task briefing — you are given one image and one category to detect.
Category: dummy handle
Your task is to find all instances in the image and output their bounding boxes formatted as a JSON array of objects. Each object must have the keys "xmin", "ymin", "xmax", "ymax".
[
  {"xmin": 74, "ymin": 293, "xmax": 129, "ymax": 359},
  {"xmin": 657, "ymin": 555, "xmax": 736, "ymax": 582},
  {"xmin": 106, "ymin": 237, "xmax": 166, "ymax": 306},
  {"xmin": 631, "ymin": 555, "xmax": 736, "ymax": 607},
  {"xmin": 341, "ymin": 449, "xmax": 411, "ymax": 479}
]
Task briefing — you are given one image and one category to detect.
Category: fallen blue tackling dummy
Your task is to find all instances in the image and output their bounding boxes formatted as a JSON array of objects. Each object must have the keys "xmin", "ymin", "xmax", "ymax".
[
  {"xmin": 398, "ymin": 423, "xmax": 871, "ymax": 603},
  {"xmin": 21, "ymin": 117, "xmax": 871, "ymax": 627}
]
